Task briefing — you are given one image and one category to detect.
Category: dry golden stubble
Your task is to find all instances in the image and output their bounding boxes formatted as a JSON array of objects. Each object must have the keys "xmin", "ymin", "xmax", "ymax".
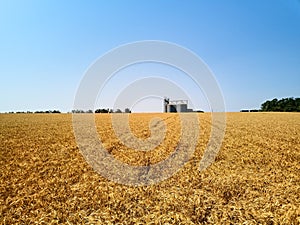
[{"xmin": 0, "ymin": 113, "xmax": 299, "ymax": 224}]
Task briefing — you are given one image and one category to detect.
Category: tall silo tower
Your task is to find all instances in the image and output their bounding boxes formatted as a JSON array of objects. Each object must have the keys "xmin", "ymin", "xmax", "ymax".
[{"xmin": 164, "ymin": 97, "xmax": 169, "ymax": 113}]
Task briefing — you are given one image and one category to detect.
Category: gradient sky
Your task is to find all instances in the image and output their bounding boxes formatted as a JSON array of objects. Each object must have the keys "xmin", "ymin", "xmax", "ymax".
[{"xmin": 1, "ymin": 0, "xmax": 300, "ymax": 112}]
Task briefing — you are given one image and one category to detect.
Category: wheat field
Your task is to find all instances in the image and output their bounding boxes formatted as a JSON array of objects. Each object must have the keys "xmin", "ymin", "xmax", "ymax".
[{"xmin": 0, "ymin": 113, "xmax": 299, "ymax": 224}]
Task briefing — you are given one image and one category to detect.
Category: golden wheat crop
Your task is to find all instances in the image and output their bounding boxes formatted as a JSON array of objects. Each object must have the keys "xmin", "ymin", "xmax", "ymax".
[{"xmin": 0, "ymin": 113, "xmax": 299, "ymax": 224}]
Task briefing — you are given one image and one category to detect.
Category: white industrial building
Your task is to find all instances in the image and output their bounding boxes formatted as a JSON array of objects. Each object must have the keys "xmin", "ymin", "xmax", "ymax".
[{"xmin": 163, "ymin": 98, "xmax": 194, "ymax": 113}]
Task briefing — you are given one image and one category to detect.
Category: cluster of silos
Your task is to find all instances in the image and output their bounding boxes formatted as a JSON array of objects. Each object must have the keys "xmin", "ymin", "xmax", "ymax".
[{"xmin": 164, "ymin": 98, "xmax": 188, "ymax": 113}]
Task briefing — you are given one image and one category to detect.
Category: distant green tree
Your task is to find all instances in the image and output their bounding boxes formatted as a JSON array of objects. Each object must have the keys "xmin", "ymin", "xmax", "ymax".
[
  {"xmin": 71, "ymin": 109, "xmax": 85, "ymax": 113},
  {"xmin": 296, "ymin": 98, "xmax": 300, "ymax": 112},
  {"xmin": 95, "ymin": 108, "xmax": 109, "ymax": 113},
  {"xmin": 261, "ymin": 97, "xmax": 300, "ymax": 112},
  {"xmin": 124, "ymin": 108, "xmax": 131, "ymax": 113}
]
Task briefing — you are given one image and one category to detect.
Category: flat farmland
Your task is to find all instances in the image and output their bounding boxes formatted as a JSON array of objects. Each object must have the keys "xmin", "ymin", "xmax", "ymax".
[{"xmin": 0, "ymin": 113, "xmax": 299, "ymax": 224}]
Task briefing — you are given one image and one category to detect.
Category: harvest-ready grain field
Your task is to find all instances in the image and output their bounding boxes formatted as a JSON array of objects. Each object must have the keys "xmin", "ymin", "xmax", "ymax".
[{"xmin": 1, "ymin": 113, "xmax": 299, "ymax": 224}]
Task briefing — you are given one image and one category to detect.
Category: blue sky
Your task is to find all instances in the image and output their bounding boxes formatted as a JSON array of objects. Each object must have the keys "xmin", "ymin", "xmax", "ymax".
[{"xmin": 1, "ymin": 0, "xmax": 299, "ymax": 112}]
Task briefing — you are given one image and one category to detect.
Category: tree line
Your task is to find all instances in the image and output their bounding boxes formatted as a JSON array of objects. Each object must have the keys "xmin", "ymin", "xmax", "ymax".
[
  {"xmin": 8, "ymin": 110, "xmax": 61, "ymax": 114},
  {"xmin": 261, "ymin": 97, "xmax": 300, "ymax": 112},
  {"xmin": 72, "ymin": 108, "xmax": 131, "ymax": 113},
  {"xmin": 6, "ymin": 108, "xmax": 132, "ymax": 114}
]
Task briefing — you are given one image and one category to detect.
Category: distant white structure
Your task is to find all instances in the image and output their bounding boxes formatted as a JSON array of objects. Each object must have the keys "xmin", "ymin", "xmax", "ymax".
[{"xmin": 163, "ymin": 98, "xmax": 194, "ymax": 113}]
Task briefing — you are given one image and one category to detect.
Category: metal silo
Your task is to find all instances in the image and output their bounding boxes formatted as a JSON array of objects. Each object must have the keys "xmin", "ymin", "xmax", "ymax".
[
  {"xmin": 176, "ymin": 104, "xmax": 188, "ymax": 112},
  {"xmin": 167, "ymin": 104, "xmax": 177, "ymax": 113}
]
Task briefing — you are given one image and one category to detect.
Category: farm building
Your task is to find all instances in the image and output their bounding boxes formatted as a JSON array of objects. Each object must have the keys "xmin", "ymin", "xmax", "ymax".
[{"xmin": 163, "ymin": 98, "xmax": 194, "ymax": 113}]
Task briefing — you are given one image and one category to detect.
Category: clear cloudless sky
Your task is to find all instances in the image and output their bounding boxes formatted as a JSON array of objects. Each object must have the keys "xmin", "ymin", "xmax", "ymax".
[{"xmin": 1, "ymin": 0, "xmax": 300, "ymax": 112}]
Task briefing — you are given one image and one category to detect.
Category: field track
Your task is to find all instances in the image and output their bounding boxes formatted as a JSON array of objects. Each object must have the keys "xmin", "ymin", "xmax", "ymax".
[{"xmin": 1, "ymin": 113, "xmax": 299, "ymax": 224}]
